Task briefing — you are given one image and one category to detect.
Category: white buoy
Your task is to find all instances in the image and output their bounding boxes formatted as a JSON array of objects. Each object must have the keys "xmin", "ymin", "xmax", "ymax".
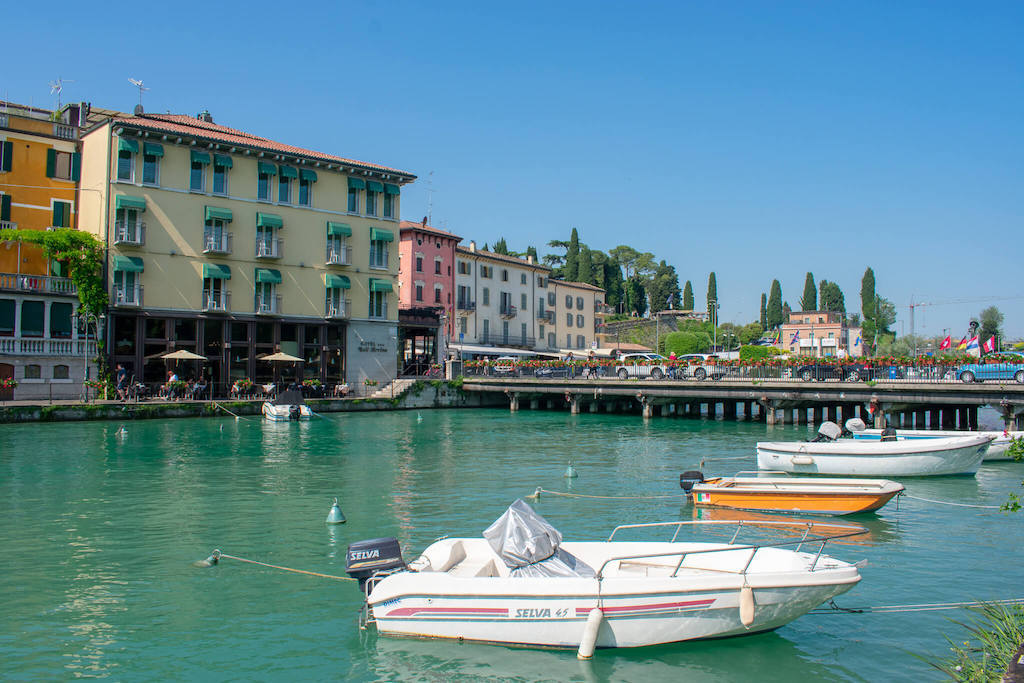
[
  {"xmin": 116, "ymin": 425, "xmax": 127, "ymax": 438},
  {"xmin": 739, "ymin": 585, "xmax": 755, "ymax": 628},
  {"xmin": 416, "ymin": 412, "xmax": 423, "ymax": 423},
  {"xmin": 326, "ymin": 497, "xmax": 346, "ymax": 524},
  {"xmin": 564, "ymin": 462, "xmax": 578, "ymax": 478},
  {"xmin": 577, "ymin": 608, "xmax": 603, "ymax": 659}
]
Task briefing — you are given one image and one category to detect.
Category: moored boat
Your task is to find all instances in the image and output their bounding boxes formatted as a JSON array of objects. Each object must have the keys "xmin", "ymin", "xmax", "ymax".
[
  {"xmin": 261, "ymin": 388, "xmax": 313, "ymax": 421},
  {"xmin": 853, "ymin": 428, "xmax": 1021, "ymax": 461},
  {"xmin": 345, "ymin": 500, "xmax": 864, "ymax": 651},
  {"xmin": 689, "ymin": 473, "xmax": 904, "ymax": 515}
]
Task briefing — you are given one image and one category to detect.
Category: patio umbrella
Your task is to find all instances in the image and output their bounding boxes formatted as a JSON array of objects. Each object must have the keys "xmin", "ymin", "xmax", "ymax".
[
  {"xmin": 260, "ymin": 351, "xmax": 304, "ymax": 362},
  {"xmin": 161, "ymin": 349, "xmax": 208, "ymax": 361}
]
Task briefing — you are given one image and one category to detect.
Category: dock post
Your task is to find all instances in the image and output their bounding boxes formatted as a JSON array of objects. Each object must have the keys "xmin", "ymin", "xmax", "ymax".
[
  {"xmin": 761, "ymin": 400, "xmax": 776, "ymax": 425},
  {"xmin": 509, "ymin": 392, "xmax": 519, "ymax": 413},
  {"xmin": 642, "ymin": 403, "xmax": 653, "ymax": 419},
  {"xmin": 568, "ymin": 394, "xmax": 579, "ymax": 415}
]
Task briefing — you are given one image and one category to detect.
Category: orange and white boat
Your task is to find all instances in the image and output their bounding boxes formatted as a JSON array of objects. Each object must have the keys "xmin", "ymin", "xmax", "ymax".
[{"xmin": 688, "ymin": 473, "xmax": 904, "ymax": 516}]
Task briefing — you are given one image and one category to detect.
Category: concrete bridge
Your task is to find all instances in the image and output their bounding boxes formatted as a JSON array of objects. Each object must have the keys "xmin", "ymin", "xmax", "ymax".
[{"xmin": 461, "ymin": 377, "xmax": 1024, "ymax": 430}]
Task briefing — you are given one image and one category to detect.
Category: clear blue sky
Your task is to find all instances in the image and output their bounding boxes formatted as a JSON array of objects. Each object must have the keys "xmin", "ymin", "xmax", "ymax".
[{"xmin": 6, "ymin": 1, "xmax": 1022, "ymax": 337}]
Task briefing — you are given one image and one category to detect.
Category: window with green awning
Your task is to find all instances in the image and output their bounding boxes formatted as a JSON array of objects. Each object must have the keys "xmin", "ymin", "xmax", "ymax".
[
  {"xmin": 257, "ymin": 212, "xmax": 283, "ymax": 229},
  {"xmin": 366, "ymin": 180, "xmax": 384, "ymax": 193},
  {"xmin": 347, "ymin": 177, "xmax": 366, "ymax": 190},
  {"xmin": 278, "ymin": 165, "xmax": 297, "ymax": 178},
  {"xmin": 370, "ymin": 228, "xmax": 394, "ymax": 242},
  {"xmin": 384, "ymin": 183, "xmax": 400, "ymax": 195},
  {"xmin": 214, "ymin": 154, "xmax": 233, "ymax": 168},
  {"xmin": 255, "ymin": 268, "xmax": 282, "ymax": 284},
  {"xmin": 369, "ymin": 279, "xmax": 393, "ymax": 292},
  {"xmin": 205, "ymin": 206, "xmax": 233, "ymax": 222},
  {"xmin": 115, "ymin": 195, "xmax": 146, "ymax": 211},
  {"xmin": 118, "ymin": 138, "xmax": 139, "ymax": 153},
  {"xmin": 112, "ymin": 254, "xmax": 145, "ymax": 272},
  {"xmin": 258, "ymin": 161, "xmax": 277, "ymax": 176},
  {"xmin": 203, "ymin": 263, "xmax": 232, "ymax": 279},
  {"xmin": 325, "ymin": 274, "xmax": 351, "ymax": 289},
  {"xmin": 144, "ymin": 142, "xmax": 164, "ymax": 157},
  {"xmin": 191, "ymin": 150, "xmax": 211, "ymax": 164},
  {"xmin": 327, "ymin": 221, "xmax": 352, "ymax": 237},
  {"xmin": 299, "ymin": 169, "xmax": 318, "ymax": 182}
]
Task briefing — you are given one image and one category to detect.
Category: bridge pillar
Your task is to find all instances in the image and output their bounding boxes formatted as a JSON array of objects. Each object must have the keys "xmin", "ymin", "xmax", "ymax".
[
  {"xmin": 742, "ymin": 401, "xmax": 752, "ymax": 420},
  {"xmin": 958, "ymin": 406, "xmax": 969, "ymax": 430},
  {"xmin": 930, "ymin": 408, "xmax": 940, "ymax": 430},
  {"xmin": 968, "ymin": 407, "xmax": 978, "ymax": 431},
  {"xmin": 568, "ymin": 395, "xmax": 580, "ymax": 415},
  {"xmin": 529, "ymin": 399, "xmax": 539, "ymax": 410},
  {"xmin": 589, "ymin": 401, "xmax": 599, "ymax": 413},
  {"xmin": 941, "ymin": 408, "xmax": 956, "ymax": 429},
  {"xmin": 761, "ymin": 400, "xmax": 776, "ymax": 425},
  {"xmin": 999, "ymin": 401, "xmax": 1024, "ymax": 431},
  {"xmin": 813, "ymin": 406, "xmax": 823, "ymax": 425},
  {"xmin": 724, "ymin": 401, "xmax": 737, "ymax": 421},
  {"xmin": 796, "ymin": 407, "xmax": 806, "ymax": 425},
  {"xmin": 915, "ymin": 410, "xmax": 927, "ymax": 429},
  {"xmin": 546, "ymin": 399, "xmax": 554, "ymax": 410},
  {"xmin": 661, "ymin": 404, "xmax": 670, "ymax": 417},
  {"xmin": 782, "ymin": 408, "xmax": 793, "ymax": 425},
  {"xmin": 509, "ymin": 393, "xmax": 519, "ymax": 412},
  {"xmin": 825, "ymin": 405, "xmax": 836, "ymax": 423}
]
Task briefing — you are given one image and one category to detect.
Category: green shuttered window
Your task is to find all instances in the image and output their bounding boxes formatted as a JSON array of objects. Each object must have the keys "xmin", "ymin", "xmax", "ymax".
[
  {"xmin": 203, "ymin": 263, "xmax": 232, "ymax": 279},
  {"xmin": 112, "ymin": 255, "xmax": 145, "ymax": 272},
  {"xmin": 255, "ymin": 268, "xmax": 282, "ymax": 284},
  {"xmin": 0, "ymin": 195, "xmax": 11, "ymax": 222},
  {"xmin": 258, "ymin": 161, "xmax": 277, "ymax": 176},
  {"xmin": 52, "ymin": 201, "xmax": 71, "ymax": 228},
  {"xmin": 1, "ymin": 141, "xmax": 13, "ymax": 172},
  {"xmin": 370, "ymin": 228, "xmax": 394, "ymax": 242},
  {"xmin": 191, "ymin": 150, "xmax": 211, "ymax": 165},
  {"xmin": 347, "ymin": 177, "xmax": 366, "ymax": 190},
  {"xmin": 325, "ymin": 274, "xmax": 351, "ymax": 289},
  {"xmin": 204, "ymin": 206, "xmax": 233, "ymax": 222},
  {"xmin": 257, "ymin": 212, "xmax": 283, "ymax": 229}
]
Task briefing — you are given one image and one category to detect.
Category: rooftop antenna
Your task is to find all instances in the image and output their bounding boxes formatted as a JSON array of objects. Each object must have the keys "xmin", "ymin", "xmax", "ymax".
[
  {"xmin": 49, "ymin": 78, "xmax": 74, "ymax": 110},
  {"xmin": 128, "ymin": 78, "xmax": 149, "ymax": 113}
]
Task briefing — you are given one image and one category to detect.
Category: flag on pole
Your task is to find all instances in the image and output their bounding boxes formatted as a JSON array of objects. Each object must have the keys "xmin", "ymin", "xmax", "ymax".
[
  {"xmin": 855, "ymin": 336, "xmax": 861, "ymax": 346},
  {"xmin": 965, "ymin": 336, "xmax": 980, "ymax": 358},
  {"xmin": 939, "ymin": 335, "xmax": 951, "ymax": 351},
  {"xmin": 790, "ymin": 330, "xmax": 800, "ymax": 344},
  {"xmin": 956, "ymin": 337, "xmax": 968, "ymax": 350},
  {"xmin": 982, "ymin": 336, "xmax": 996, "ymax": 353}
]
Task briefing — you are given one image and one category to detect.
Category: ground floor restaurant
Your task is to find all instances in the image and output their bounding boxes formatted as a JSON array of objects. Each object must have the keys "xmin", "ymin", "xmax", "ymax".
[{"xmin": 108, "ymin": 313, "xmax": 347, "ymax": 397}]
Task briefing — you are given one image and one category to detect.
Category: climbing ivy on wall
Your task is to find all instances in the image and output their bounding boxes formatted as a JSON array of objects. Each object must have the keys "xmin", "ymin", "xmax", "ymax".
[{"xmin": 0, "ymin": 228, "xmax": 107, "ymax": 315}]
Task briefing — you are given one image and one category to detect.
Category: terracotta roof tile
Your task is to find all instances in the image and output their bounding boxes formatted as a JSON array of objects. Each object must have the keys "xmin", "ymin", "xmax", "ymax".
[
  {"xmin": 110, "ymin": 113, "xmax": 415, "ymax": 179},
  {"xmin": 455, "ymin": 246, "xmax": 551, "ymax": 270},
  {"xmin": 399, "ymin": 220, "xmax": 462, "ymax": 241}
]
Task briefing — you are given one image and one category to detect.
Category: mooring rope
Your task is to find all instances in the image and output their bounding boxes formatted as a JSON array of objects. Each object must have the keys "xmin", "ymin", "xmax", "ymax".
[
  {"xmin": 213, "ymin": 403, "xmax": 246, "ymax": 420},
  {"xmin": 209, "ymin": 550, "xmax": 356, "ymax": 581},
  {"xmin": 810, "ymin": 597, "xmax": 1024, "ymax": 615},
  {"xmin": 901, "ymin": 494, "xmax": 1002, "ymax": 510},
  {"xmin": 528, "ymin": 488, "xmax": 683, "ymax": 501}
]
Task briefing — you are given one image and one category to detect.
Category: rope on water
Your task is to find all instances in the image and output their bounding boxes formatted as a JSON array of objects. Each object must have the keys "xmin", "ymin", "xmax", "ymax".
[
  {"xmin": 811, "ymin": 597, "xmax": 1024, "ymax": 615},
  {"xmin": 213, "ymin": 402, "xmax": 246, "ymax": 420},
  {"xmin": 204, "ymin": 549, "xmax": 356, "ymax": 581},
  {"xmin": 901, "ymin": 494, "xmax": 1002, "ymax": 510},
  {"xmin": 528, "ymin": 487, "xmax": 683, "ymax": 501}
]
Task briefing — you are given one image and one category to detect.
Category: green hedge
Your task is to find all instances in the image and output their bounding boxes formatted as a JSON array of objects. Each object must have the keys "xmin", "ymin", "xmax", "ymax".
[
  {"xmin": 739, "ymin": 345, "xmax": 785, "ymax": 361},
  {"xmin": 664, "ymin": 331, "xmax": 712, "ymax": 356}
]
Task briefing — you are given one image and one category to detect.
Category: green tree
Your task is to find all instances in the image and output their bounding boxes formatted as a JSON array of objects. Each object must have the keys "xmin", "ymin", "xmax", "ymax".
[
  {"xmin": 861, "ymin": 267, "xmax": 876, "ymax": 322},
  {"xmin": 603, "ymin": 257, "xmax": 624, "ymax": 309},
  {"xmin": 626, "ymin": 275, "xmax": 647, "ymax": 316},
  {"xmin": 706, "ymin": 272, "xmax": 718, "ymax": 325},
  {"xmin": 819, "ymin": 280, "xmax": 846, "ymax": 313},
  {"xmin": 767, "ymin": 280, "xmax": 784, "ymax": 329},
  {"xmin": 563, "ymin": 228, "xmax": 580, "ymax": 281},
  {"xmin": 492, "ymin": 237, "xmax": 509, "ymax": 255},
  {"xmin": 783, "ymin": 301, "xmax": 792, "ymax": 318},
  {"xmin": 760, "ymin": 292, "xmax": 768, "ymax": 328},
  {"xmin": 874, "ymin": 296, "xmax": 896, "ymax": 333},
  {"xmin": 648, "ymin": 260, "xmax": 681, "ymax": 311},
  {"xmin": 739, "ymin": 322, "xmax": 765, "ymax": 345},
  {"xmin": 664, "ymin": 330, "xmax": 711, "ymax": 355},
  {"xmin": 608, "ymin": 245, "xmax": 639, "ymax": 278},
  {"xmin": 576, "ymin": 246, "xmax": 594, "ymax": 284},
  {"xmin": 525, "ymin": 245, "xmax": 538, "ymax": 261},
  {"xmin": 979, "ymin": 306, "xmax": 1004, "ymax": 346},
  {"xmin": 482, "ymin": 243, "xmax": 489, "ymax": 252},
  {"xmin": 682, "ymin": 280, "xmax": 694, "ymax": 310},
  {"xmin": 800, "ymin": 272, "xmax": 817, "ymax": 311}
]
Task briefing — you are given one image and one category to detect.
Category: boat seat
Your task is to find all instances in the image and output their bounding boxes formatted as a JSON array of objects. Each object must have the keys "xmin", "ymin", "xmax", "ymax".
[{"xmin": 409, "ymin": 540, "xmax": 466, "ymax": 573}]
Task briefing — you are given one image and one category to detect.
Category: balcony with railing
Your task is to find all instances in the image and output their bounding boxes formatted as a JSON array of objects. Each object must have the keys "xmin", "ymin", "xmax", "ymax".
[
  {"xmin": 53, "ymin": 123, "xmax": 78, "ymax": 140},
  {"xmin": 326, "ymin": 298, "xmax": 352, "ymax": 319},
  {"xmin": 255, "ymin": 237, "xmax": 283, "ymax": 259},
  {"xmin": 255, "ymin": 294, "xmax": 281, "ymax": 315},
  {"xmin": 113, "ymin": 283, "xmax": 143, "ymax": 307},
  {"xmin": 0, "ymin": 336, "xmax": 97, "ymax": 356},
  {"xmin": 499, "ymin": 304, "xmax": 517, "ymax": 319},
  {"xmin": 203, "ymin": 231, "xmax": 232, "ymax": 255},
  {"xmin": 203, "ymin": 289, "xmax": 231, "ymax": 313},
  {"xmin": 536, "ymin": 308, "xmax": 555, "ymax": 323},
  {"xmin": 326, "ymin": 245, "xmax": 353, "ymax": 266},
  {"xmin": 480, "ymin": 332, "xmax": 536, "ymax": 348},
  {"xmin": 457, "ymin": 299, "xmax": 476, "ymax": 315},
  {"xmin": 0, "ymin": 272, "xmax": 77, "ymax": 295},
  {"xmin": 0, "ymin": 220, "xmax": 16, "ymax": 230},
  {"xmin": 595, "ymin": 302, "xmax": 614, "ymax": 316},
  {"xmin": 114, "ymin": 219, "xmax": 146, "ymax": 246}
]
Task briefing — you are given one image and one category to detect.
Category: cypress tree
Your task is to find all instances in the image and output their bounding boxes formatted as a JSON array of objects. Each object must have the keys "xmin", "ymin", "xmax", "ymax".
[
  {"xmin": 682, "ymin": 280, "xmax": 694, "ymax": 310},
  {"xmin": 861, "ymin": 267, "xmax": 876, "ymax": 322},
  {"xmin": 767, "ymin": 280, "xmax": 783, "ymax": 329},
  {"xmin": 760, "ymin": 292, "xmax": 768, "ymax": 328},
  {"xmin": 576, "ymin": 246, "xmax": 593, "ymax": 284},
  {"xmin": 800, "ymin": 272, "xmax": 816, "ymax": 311},
  {"xmin": 563, "ymin": 228, "xmax": 580, "ymax": 281},
  {"xmin": 603, "ymin": 257, "xmax": 624, "ymax": 309}
]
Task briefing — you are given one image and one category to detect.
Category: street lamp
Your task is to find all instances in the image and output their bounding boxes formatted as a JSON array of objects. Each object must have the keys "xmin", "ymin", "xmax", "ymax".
[{"xmin": 71, "ymin": 309, "xmax": 105, "ymax": 402}]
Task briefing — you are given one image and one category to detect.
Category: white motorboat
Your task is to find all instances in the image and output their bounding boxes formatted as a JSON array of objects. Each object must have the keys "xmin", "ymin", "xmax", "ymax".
[
  {"xmin": 853, "ymin": 428, "xmax": 1021, "ymax": 462},
  {"xmin": 758, "ymin": 422, "xmax": 992, "ymax": 477},
  {"xmin": 345, "ymin": 500, "xmax": 863, "ymax": 651},
  {"xmin": 261, "ymin": 388, "xmax": 313, "ymax": 421}
]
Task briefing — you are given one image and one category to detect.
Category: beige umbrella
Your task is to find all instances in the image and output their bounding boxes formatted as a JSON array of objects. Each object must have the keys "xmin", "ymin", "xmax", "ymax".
[
  {"xmin": 260, "ymin": 351, "xmax": 304, "ymax": 362},
  {"xmin": 162, "ymin": 349, "xmax": 208, "ymax": 361}
]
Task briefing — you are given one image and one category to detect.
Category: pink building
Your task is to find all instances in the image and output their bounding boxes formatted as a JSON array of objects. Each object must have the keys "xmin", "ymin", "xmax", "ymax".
[{"xmin": 398, "ymin": 219, "xmax": 461, "ymax": 336}]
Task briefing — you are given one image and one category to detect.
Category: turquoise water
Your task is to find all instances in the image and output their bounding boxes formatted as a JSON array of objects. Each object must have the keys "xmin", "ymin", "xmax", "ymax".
[{"xmin": 2, "ymin": 409, "xmax": 1022, "ymax": 681}]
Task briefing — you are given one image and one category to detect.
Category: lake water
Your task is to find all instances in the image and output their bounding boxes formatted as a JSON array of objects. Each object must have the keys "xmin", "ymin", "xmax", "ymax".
[{"xmin": 2, "ymin": 408, "xmax": 1022, "ymax": 681}]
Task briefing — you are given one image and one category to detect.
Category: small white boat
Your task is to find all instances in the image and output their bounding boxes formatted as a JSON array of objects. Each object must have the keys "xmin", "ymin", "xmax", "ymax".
[
  {"xmin": 854, "ymin": 428, "xmax": 1021, "ymax": 461},
  {"xmin": 261, "ymin": 389, "xmax": 312, "ymax": 421},
  {"xmin": 758, "ymin": 422, "xmax": 992, "ymax": 477},
  {"xmin": 345, "ymin": 500, "xmax": 863, "ymax": 651}
]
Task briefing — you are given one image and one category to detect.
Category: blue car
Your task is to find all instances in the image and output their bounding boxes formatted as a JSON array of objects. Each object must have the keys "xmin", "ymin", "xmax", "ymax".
[{"xmin": 955, "ymin": 353, "xmax": 1024, "ymax": 383}]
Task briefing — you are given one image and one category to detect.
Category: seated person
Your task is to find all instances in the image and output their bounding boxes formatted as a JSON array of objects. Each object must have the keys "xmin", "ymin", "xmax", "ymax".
[{"xmin": 334, "ymin": 382, "xmax": 351, "ymax": 397}]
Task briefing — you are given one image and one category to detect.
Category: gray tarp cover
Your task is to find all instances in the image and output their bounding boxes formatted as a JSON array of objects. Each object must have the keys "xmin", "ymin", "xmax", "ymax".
[{"xmin": 483, "ymin": 499, "xmax": 596, "ymax": 578}]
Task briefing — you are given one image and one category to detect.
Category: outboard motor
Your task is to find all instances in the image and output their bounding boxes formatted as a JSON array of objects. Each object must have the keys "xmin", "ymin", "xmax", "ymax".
[
  {"xmin": 811, "ymin": 421, "xmax": 842, "ymax": 443},
  {"xmin": 345, "ymin": 537, "xmax": 405, "ymax": 592},
  {"xmin": 679, "ymin": 470, "xmax": 704, "ymax": 495},
  {"xmin": 288, "ymin": 404, "xmax": 300, "ymax": 420},
  {"xmin": 880, "ymin": 425, "xmax": 898, "ymax": 442}
]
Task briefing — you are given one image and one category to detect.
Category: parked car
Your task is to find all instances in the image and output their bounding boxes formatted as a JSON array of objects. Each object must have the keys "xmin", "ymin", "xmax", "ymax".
[
  {"xmin": 534, "ymin": 365, "xmax": 571, "ymax": 379},
  {"xmin": 614, "ymin": 353, "xmax": 671, "ymax": 380},
  {"xmin": 955, "ymin": 354, "xmax": 1024, "ymax": 383},
  {"xmin": 794, "ymin": 363, "xmax": 903, "ymax": 382},
  {"xmin": 492, "ymin": 356, "xmax": 518, "ymax": 375},
  {"xmin": 675, "ymin": 354, "xmax": 726, "ymax": 381}
]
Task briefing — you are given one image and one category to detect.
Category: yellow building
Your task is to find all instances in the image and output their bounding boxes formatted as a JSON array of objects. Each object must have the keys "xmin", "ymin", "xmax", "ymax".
[
  {"xmin": 0, "ymin": 101, "xmax": 94, "ymax": 399},
  {"xmin": 77, "ymin": 110, "xmax": 415, "ymax": 392}
]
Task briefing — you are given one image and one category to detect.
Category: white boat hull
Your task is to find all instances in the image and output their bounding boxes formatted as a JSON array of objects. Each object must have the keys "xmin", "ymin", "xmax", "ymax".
[
  {"xmin": 367, "ymin": 539, "xmax": 859, "ymax": 649},
  {"xmin": 856, "ymin": 429, "xmax": 1021, "ymax": 461},
  {"xmin": 757, "ymin": 435, "xmax": 992, "ymax": 477},
  {"xmin": 261, "ymin": 402, "xmax": 312, "ymax": 421}
]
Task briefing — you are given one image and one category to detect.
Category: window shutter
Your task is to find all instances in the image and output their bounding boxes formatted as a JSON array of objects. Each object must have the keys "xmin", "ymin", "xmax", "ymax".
[
  {"xmin": 46, "ymin": 149, "xmax": 56, "ymax": 178},
  {"xmin": 1, "ymin": 194, "xmax": 11, "ymax": 222},
  {"xmin": 1, "ymin": 141, "xmax": 12, "ymax": 172},
  {"xmin": 52, "ymin": 202, "xmax": 62, "ymax": 227},
  {"xmin": 71, "ymin": 153, "xmax": 81, "ymax": 181}
]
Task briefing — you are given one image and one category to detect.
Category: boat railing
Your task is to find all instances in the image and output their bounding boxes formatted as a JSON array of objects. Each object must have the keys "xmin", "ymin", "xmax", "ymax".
[{"xmin": 600, "ymin": 520, "xmax": 867, "ymax": 578}]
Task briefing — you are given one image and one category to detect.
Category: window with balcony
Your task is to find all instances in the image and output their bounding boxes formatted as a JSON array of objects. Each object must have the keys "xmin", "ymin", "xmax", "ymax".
[
  {"xmin": 255, "ymin": 282, "xmax": 278, "ymax": 314},
  {"xmin": 1, "ymin": 194, "xmax": 10, "ymax": 224},
  {"xmin": 326, "ymin": 277, "xmax": 350, "ymax": 318},
  {"xmin": 256, "ymin": 226, "xmax": 281, "ymax": 259},
  {"xmin": 52, "ymin": 201, "xmax": 71, "ymax": 228},
  {"xmin": 204, "ymin": 217, "xmax": 231, "ymax": 254},
  {"xmin": 113, "ymin": 270, "xmax": 140, "ymax": 306},
  {"xmin": 114, "ymin": 207, "xmax": 143, "ymax": 245},
  {"xmin": 369, "ymin": 229, "xmax": 392, "ymax": 269},
  {"xmin": 203, "ymin": 277, "xmax": 229, "ymax": 312},
  {"xmin": 0, "ymin": 299, "xmax": 14, "ymax": 336}
]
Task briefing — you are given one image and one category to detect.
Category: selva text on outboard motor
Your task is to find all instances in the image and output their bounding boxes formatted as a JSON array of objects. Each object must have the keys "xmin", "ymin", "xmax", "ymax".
[
  {"xmin": 679, "ymin": 470, "xmax": 704, "ymax": 495},
  {"xmin": 345, "ymin": 537, "xmax": 405, "ymax": 592}
]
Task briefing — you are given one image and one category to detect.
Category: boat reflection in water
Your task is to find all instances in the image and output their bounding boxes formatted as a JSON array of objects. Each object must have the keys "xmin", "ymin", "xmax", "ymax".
[{"xmin": 690, "ymin": 506, "xmax": 900, "ymax": 547}]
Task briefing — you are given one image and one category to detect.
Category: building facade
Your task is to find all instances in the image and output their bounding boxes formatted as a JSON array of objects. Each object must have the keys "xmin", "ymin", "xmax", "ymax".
[
  {"xmin": 0, "ymin": 101, "xmax": 96, "ymax": 399},
  {"xmin": 453, "ymin": 241, "xmax": 605, "ymax": 355},
  {"xmin": 777, "ymin": 310, "xmax": 863, "ymax": 358},
  {"xmin": 77, "ymin": 111, "xmax": 415, "ymax": 393}
]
